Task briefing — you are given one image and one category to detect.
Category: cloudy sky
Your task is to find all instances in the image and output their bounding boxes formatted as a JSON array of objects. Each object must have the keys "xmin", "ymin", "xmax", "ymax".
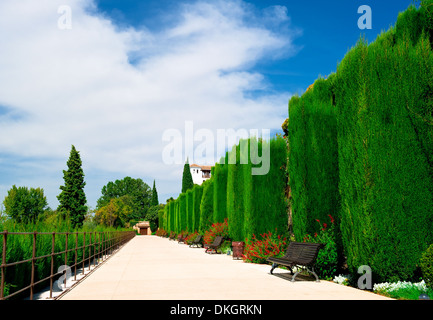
[{"xmin": 0, "ymin": 0, "xmax": 413, "ymax": 210}]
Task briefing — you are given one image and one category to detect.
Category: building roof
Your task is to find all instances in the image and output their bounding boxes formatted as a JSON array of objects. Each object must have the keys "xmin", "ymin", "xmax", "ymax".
[
  {"xmin": 190, "ymin": 164, "xmax": 212, "ymax": 171},
  {"xmin": 136, "ymin": 221, "xmax": 150, "ymax": 228}
]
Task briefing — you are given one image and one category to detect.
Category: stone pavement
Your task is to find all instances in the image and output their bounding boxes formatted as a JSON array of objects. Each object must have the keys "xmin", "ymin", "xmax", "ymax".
[{"xmin": 59, "ymin": 235, "xmax": 391, "ymax": 300}]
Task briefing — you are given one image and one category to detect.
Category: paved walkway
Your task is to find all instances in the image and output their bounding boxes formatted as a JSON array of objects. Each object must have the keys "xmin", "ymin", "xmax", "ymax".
[{"xmin": 60, "ymin": 235, "xmax": 391, "ymax": 300}]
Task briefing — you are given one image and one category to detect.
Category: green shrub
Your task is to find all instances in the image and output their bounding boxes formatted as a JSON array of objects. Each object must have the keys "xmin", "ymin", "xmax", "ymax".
[
  {"xmin": 303, "ymin": 215, "xmax": 338, "ymax": 280},
  {"xmin": 421, "ymin": 244, "xmax": 433, "ymax": 289}
]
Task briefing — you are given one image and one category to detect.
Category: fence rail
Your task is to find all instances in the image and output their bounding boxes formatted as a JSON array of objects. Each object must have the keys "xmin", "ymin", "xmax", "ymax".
[{"xmin": 0, "ymin": 230, "xmax": 135, "ymax": 300}]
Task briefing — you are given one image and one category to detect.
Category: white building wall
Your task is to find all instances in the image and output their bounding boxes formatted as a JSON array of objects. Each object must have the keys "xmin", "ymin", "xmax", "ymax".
[{"xmin": 190, "ymin": 167, "xmax": 203, "ymax": 185}]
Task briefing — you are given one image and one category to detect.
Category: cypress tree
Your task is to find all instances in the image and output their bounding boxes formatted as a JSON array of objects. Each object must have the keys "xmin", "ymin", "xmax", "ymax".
[
  {"xmin": 182, "ymin": 159, "xmax": 194, "ymax": 193},
  {"xmin": 57, "ymin": 145, "xmax": 87, "ymax": 229},
  {"xmin": 151, "ymin": 180, "xmax": 159, "ymax": 206}
]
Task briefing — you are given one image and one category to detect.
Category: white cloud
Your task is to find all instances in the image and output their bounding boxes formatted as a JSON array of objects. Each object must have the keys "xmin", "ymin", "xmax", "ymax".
[{"xmin": 0, "ymin": 0, "xmax": 298, "ymax": 207}]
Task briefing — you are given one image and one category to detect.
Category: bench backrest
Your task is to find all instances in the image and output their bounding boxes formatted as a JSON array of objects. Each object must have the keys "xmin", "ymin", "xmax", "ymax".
[
  {"xmin": 194, "ymin": 235, "xmax": 203, "ymax": 243},
  {"xmin": 283, "ymin": 242, "xmax": 323, "ymax": 266},
  {"xmin": 212, "ymin": 236, "xmax": 223, "ymax": 246}
]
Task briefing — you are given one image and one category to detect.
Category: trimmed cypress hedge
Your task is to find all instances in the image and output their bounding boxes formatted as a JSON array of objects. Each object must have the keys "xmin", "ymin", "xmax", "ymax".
[
  {"xmin": 288, "ymin": 76, "xmax": 340, "ymax": 241},
  {"xmin": 335, "ymin": 5, "xmax": 433, "ymax": 281},
  {"xmin": 186, "ymin": 189, "xmax": 193, "ymax": 232},
  {"xmin": 244, "ymin": 137, "xmax": 289, "ymax": 240},
  {"xmin": 192, "ymin": 184, "xmax": 203, "ymax": 232},
  {"xmin": 200, "ymin": 179, "xmax": 214, "ymax": 233},
  {"xmin": 287, "ymin": 2, "xmax": 433, "ymax": 282},
  {"xmin": 213, "ymin": 157, "xmax": 228, "ymax": 223},
  {"xmin": 227, "ymin": 143, "xmax": 247, "ymax": 241}
]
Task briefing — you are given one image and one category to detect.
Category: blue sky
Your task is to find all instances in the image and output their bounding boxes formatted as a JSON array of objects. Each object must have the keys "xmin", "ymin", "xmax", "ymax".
[
  {"xmin": 0, "ymin": 0, "xmax": 415, "ymax": 211},
  {"xmin": 95, "ymin": 0, "xmax": 414, "ymax": 94}
]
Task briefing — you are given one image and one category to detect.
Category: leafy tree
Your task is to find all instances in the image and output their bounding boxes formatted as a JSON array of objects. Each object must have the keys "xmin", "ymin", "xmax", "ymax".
[
  {"xmin": 57, "ymin": 145, "xmax": 87, "ymax": 229},
  {"xmin": 96, "ymin": 176, "xmax": 152, "ymax": 221},
  {"xmin": 3, "ymin": 185, "xmax": 48, "ymax": 223},
  {"xmin": 146, "ymin": 203, "xmax": 163, "ymax": 233},
  {"xmin": 95, "ymin": 195, "xmax": 133, "ymax": 227},
  {"xmin": 151, "ymin": 180, "xmax": 159, "ymax": 206},
  {"xmin": 182, "ymin": 159, "xmax": 194, "ymax": 193}
]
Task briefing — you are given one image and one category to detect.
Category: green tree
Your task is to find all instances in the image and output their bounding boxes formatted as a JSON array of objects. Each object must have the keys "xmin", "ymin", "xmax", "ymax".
[
  {"xmin": 95, "ymin": 195, "xmax": 133, "ymax": 227},
  {"xmin": 3, "ymin": 185, "xmax": 48, "ymax": 223},
  {"xmin": 57, "ymin": 145, "xmax": 87, "ymax": 229},
  {"xmin": 151, "ymin": 180, "xmax": 159, "ymax": 206},
  {"xmin": 96, "ymin": 176, "xmax": 152, "ymax": 221},
  {"xmin": 182, "ymin": 159, "xmax": 194, "ymax": 193}
]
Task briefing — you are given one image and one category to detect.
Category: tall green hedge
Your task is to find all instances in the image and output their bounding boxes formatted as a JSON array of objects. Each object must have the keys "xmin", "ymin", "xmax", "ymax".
[
  {"xmin": 227, "ymin": 142, "xmax": 249, "ymax": 241},
  {"xmin": 288, "ymin": 77, "xmax": 340, "ymax": 241},
  {"xmin": 335, "ymin": 5, "xmax": 433, "ymax": 281},
  {"xmin": 178, "ymin": 193, "xmax": 187, "ymax": 233},
  {"xmin": 244, "ymin": 137, "xmax": 289, "ymax": 240},
  {"xmin": 186, "ymin": 189, "xmax": 193, "ymax": 232},
  {"xmin": 287, "ymin": 2, "xmax": 433, "ymax": 282},
  {"xmin": 213, "ymin": 156, "xmax": 228, "ymax": 223},
  {"xmin": 200, "ymin": 179, "xmax": 214, "ymax": 233},
  {"xmin": 192, "ymin": 185, "xmax": 203, "ymax": 232}
]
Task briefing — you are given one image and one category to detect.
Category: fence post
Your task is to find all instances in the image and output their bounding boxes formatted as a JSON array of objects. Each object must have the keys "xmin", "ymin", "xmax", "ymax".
[
  {"xmin": 1, "ymin": 231, "xmax": 7, "ymax": 300},
  {"xmin": 82, "ymin": 232, "xmax": 86, "ymax": 274},
  {"xmin": 30, "ymin": 231, "xmax": 37, "ymax": 300},
  {"xmin": 88, "ymin": 233, "xmax": 92, "ymax": 271},
  {"xmin": 50, "ymin": 232, "xmax": 55, "ymax": 299},
  {"xmin": 74, "ymin": 232, "xmax": 78, "ymax": 281},
  {"xmin": 64, "ymin": 233, "xmax": 68, "ymax": 288}
]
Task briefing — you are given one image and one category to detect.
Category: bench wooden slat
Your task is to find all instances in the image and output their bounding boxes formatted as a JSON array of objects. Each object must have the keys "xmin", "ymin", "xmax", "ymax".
[{"xmin": 267, "ymin": 242, "xmax": 323, "ymax": 282}]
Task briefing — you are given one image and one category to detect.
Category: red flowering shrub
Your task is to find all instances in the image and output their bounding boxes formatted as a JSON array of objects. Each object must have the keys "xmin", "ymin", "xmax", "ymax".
[
  {"xmin": 184, "ymin": 231, "xmax": 199, "ymax": 245},
  {"xmin": 156, "ymin": 229, "xmax": 168, "ymax": 237},
  {"xmin": 242, "ymin": 230, "xmax": 288, "ymax": 264},
  {"xmin": 203, "ymin": 219, "xmax": 229, "ymax": 244},
  {"xmin": 303, "ymin": 215, "xmax": 338, "ymax": 279}
]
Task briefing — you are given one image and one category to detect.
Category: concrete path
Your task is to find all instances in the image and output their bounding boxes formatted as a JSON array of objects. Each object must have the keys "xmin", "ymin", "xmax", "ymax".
[{"xmin": 60, "ymin": 235, "xmax": 391, "ymax": 300}]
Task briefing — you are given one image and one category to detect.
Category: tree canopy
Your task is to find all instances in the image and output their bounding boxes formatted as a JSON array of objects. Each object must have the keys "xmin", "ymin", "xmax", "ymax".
[
  {"xmin": 182, "ymin": 159, "xmax": 194, "ymax": 193},
  {"xmin": 96, "ymin": 176, "xmax": 152, "ymax": 223},
  {"xmin": 57, "ymin": 145, "xmax": 87, "ymax": 229},
  {"xmin": 3, "ymin": 185, "xmax": 48, "ymax": 223}
]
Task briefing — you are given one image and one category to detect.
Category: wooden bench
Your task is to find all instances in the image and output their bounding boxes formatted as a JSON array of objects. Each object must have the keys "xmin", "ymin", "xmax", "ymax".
[
  {"xmin": 205, "ymin": 236, "xmax": 224, "ymax": 254},
  {"xmin": 267, "ymin": 242, "xmax": 323, "ymax": 282},
  {"xmin": 189, "ymin": 235, "xmax": 203, "ymax": 248},
  {"xmin": 178, "ymin": 233, "xmax": 186, "ymax": 244},
  {"xmin": 169, "ymin": 233, "xmax": 176, "ymax": 241}
]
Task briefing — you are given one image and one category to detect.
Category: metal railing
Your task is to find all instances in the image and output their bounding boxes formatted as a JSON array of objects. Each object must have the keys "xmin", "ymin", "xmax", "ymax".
[{"xmin": 0, "ymin": 230, "xmax": 135, "ymax": 300}]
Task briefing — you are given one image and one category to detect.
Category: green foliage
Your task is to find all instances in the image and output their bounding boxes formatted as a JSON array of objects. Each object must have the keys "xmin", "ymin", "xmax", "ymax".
[
  {"xmin": 146, "ymin": 204, "xmax": 163, "ymax": 232},
  {"xmin": 96, "ymin": 176, "xmax": 152, "ymax": 222},
  {"xmin": 421, "ymin": 244, "xmax": 433, "ymax": 289},
  {"xmin": 182, "ymin": 159, "xmax": 194, "ymax": 193},
  {"xmin": 244, "ymin": 137, "xmax": 289, "ymax": 241},
  {"xmin": 178, "ymin": 194, "xmax": 187, "ymax": 232},
  {"xmin": 335, "ymin": 10, "xmax": 433, "ymax": 282},
  {"xmin": 199, "ymin": 179, "xmax": 214, "ymax": 233},
  {"xmin": 57, "ymin": 145, "xmax": 87, "ymax": 229},
  {"xmin": 288, "ymin": 77, "xmax": 340, "ymax": 242},
  {"xmin": 303, "ymin": 216, "xmax": 338, "ymax": 280},
  {"xmin": 227, "ymin": 142, "xmax": 247, "ymax": 242},
  {"xmin": 192, "ymin": 184, "xmax": 203, "ymax": 232},
  {"xmin": 3, "ymin": 185, "xmax": 48, "ymax": 224},
  {"xmin": 185, "ymin": 190, "xmax": 193, "ymax": 232},
  {"xmin": 213, "ymin": 158, "xmax": 228, "ymax": 223},
  {"xmin": 94, "ymin": 195, "xmax": 133, "ymax": 227},
  {"xmin": 151, "ymin": 180, "xmax": 159, "ymax": 206}
]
